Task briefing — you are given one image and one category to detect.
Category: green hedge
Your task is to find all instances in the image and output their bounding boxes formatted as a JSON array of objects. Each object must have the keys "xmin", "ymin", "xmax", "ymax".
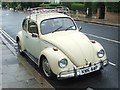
[
  {"xmin": 92, "ymin": 2, "xmax": 98, "ymax": 13},
  {"xmin": 40, "ymin": 4, "xmax": 49, "ymax": 7},
  {"xmin": 71, "ymin": 3, "xmax": 85, "ymax": 11},
  {"xmin": 105, "ymin": 2, "xmax": 120, "ymax": 13},
  {"xmin": 40, "ymin": 3, "xmax": 62, "ymax": 7},
  {"xmin": 49, "ymin": 3, "xmax": 62, "ymax": 7},
  {"xmin": 16, "ymin": 3, "xmax": 22, "ymax": 10}
]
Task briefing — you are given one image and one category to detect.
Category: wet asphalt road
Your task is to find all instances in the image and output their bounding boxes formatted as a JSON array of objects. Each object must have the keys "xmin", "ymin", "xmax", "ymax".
[{"xmin": 1, "ymin": 9, "xmax": 119, "ymax": 89}]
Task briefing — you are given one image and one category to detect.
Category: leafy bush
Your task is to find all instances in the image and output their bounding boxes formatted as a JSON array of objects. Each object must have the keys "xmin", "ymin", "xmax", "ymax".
[
  {"xmin": 40, "ymin": 4, "xmax": 49, "ymax": 7},
  {"xmin": 16, "ymin": 3, "xmax": 22, "ymax": 10},
  {"xmin": 92, "ymin": 2, "xmax": 98, "ymax": 13},
  {"xmin": 40, "ymin": 3, "xmax": 62, "ymax": 7},
  {"xmin": 71, "ymin": 3, "xmax": 85, "ymax": 11},
  {"xmin": 61, "ymin": 2, "xmax": 72, "ymax": 9},
  {"xmin": 105, "ymin": 2, "xmax": 120, "ymax": 13},
  {"xmin": 49, "ymin": 3, "xmax": 62, "ymax": 7}
]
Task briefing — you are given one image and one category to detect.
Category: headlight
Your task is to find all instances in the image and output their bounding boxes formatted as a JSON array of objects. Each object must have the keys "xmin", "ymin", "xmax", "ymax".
[
  {"xmin": 97, "ymin": 49, "xmax": 105, "ymax": 58},
  {"xmin": 58, "ymin": 58, "xmax": 68, "ymax": 68}
]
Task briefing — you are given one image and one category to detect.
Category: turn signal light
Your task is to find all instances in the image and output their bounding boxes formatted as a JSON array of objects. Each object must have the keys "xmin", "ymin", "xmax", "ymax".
[
  {"xmin": 53, "ymin": 48, "xmax": 58, "ymax": 51},
  {"xmin": 91, "ymin": 40, "xmax": 96, "ymax": 43}
]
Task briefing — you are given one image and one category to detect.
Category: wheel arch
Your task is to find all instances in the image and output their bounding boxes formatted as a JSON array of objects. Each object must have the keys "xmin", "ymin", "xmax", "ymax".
[
  {"xmin": 16, "ymin": 31, "xmax": 25, "ymax": 51},
  {"xmin": 38, "ymin": 47, "xmax": 74, "ymax": 75},
  {"xmin": 16, "ymin": 36, "xmax": 20, "ymax": 43},
  {"xmin": 39, "ymin": 54, "xmax": 46, "ymax": 68}
]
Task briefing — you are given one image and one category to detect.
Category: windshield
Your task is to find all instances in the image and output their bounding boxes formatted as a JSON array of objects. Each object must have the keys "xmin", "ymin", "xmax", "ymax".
[{"xmin": 40, "ymin": 17, "xmax": 77, "ymax": 35}]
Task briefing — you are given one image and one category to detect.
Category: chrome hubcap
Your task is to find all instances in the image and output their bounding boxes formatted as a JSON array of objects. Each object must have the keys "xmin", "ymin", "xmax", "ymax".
[{"xmin": 42, "ymin": 59, "xmax": 51, "ymax": 77}]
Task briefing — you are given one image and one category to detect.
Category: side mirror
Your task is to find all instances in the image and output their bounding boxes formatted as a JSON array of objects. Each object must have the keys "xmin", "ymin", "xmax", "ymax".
[
  {"xmin": 32, "ymin": 33, "xmax": 38, "ymax": 38},
  {"xmin": 78, "ymin": 26, "xmax": 82, "ymax": 31}
]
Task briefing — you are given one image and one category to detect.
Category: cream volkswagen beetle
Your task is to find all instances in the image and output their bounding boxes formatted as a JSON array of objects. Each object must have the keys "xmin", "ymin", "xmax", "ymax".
[{"xmin": 16, "ymin": 11, "xmax": 108, "ymax": 80}]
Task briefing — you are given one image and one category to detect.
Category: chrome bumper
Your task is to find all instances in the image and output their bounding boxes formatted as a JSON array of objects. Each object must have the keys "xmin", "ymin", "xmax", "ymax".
[{"xmin": 57, "ymin": 59, "xmax": 108, "ymax": 80}]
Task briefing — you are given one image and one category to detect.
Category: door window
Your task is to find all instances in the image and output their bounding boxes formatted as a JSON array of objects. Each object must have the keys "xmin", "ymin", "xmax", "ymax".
[
  {"xmin": 28, "ymin": 21, "xmax": 38, "ymax": 34},
  {"xmin": 22, "ymin": 19, "xmax": 28, "ymax": 31}
]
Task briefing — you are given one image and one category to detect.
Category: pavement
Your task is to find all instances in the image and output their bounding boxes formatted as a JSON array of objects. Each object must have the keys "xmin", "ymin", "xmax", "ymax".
[
  {"xmin": 0, "ymin": 34, "xmax": 41, "ymax": 89},
  {"xmin": 0, "ymin": 33, "xmax": 54, "ymax": 89}
]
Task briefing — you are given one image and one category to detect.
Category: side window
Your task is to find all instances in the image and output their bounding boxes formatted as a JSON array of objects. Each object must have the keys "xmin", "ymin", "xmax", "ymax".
[
  {"xmin": 28, "ymin": 21, "xmax": 38, "ymax": 34},
  {"xmin": 22, "ymin": 19, "xmax": 28, "ymax": 31}
]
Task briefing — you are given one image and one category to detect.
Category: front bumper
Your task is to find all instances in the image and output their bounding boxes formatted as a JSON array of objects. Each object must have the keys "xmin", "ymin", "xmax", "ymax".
[{"xmin": 57, "ymin": 59, "xmax": 108, "ymax": 80}]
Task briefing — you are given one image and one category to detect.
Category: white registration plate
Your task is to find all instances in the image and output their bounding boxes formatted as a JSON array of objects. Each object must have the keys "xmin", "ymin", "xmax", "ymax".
[{"xmin": 79, "ymin": 63, "xmax": 101, "ymax": 75}]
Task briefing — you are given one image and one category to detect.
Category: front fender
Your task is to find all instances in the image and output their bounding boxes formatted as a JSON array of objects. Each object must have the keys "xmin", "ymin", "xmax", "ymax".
[
  {"xmin": 91, "ymin": 40, "xmax": 107, "ymax": 61},
  {"xmin": 38, "ymin": 47, "xmax": 74, "ymax": 75}
]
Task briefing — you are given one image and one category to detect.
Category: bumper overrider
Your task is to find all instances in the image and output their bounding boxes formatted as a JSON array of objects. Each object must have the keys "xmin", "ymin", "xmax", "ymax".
[{"xmin": 57, "ymin": 59, "xmax": 108, "ymax": 80}]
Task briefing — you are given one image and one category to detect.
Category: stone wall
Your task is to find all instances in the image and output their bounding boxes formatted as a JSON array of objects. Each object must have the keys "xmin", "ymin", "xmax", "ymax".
[{"xmin": 96, "ymin": 7, "xmax": 119, "ymax": 23}]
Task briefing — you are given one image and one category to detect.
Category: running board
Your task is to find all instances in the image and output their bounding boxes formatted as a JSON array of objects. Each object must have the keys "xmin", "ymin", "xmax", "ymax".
[{"xmin": 24, "ymin": 51, "xmax": 38, "ymax": 65}]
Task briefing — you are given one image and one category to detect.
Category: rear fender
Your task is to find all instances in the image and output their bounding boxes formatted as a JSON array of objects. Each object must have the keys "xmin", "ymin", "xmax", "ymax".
[{"xmin": 16, "ymin": 31, "xmax": 25, "ymax": 51}]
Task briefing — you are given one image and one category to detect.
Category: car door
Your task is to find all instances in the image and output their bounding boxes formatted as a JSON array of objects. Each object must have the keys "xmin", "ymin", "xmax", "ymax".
[
  {"xmin": 22, "ymin": 18, "xmax": 29, "ymax": 50},
  {"xmin": 25, "ymin": 20, "xmax": 41, "ymax": 61}
]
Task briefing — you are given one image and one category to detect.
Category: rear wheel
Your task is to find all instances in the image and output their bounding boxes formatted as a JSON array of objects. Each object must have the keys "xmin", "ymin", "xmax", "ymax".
[
  {"xmin": 42, "ymin": 57, "xmax": 56, "ymax": 79},
  {"xmin": 18, "ymin": 41, "xmax": 23, "ymax": 54}
]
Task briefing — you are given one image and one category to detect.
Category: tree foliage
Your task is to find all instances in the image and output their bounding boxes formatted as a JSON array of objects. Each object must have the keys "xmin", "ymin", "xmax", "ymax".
[
  {"xmin": 71, "ymin": 3, "xmax": 85, "ymax": 11},
  {"xmin": 105, "ymin": 2, "xmax": 120, "ymax": 13},
  {"xmin": 92, "ymin": 2, "xmax": 98, "ymax": 13},
  {"xmin": 84, "ymin": 2, "xmax": 92, "ymax": 17},
  {"xmin": 2, "ymin": 2, "xmax": 119, "ymax": 13},
  {"xmin": 61, "ymin": 2, "xmax": 72, "ymax": 9}
]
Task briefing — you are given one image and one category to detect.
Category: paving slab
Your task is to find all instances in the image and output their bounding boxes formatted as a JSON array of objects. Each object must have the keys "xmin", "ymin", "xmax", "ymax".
[
  {"xmin": 0, "ymin": 74, "xmax": 2, "ymax": 85},
  {"xmin": 2, "ymin": 63, "xmax": 25, "ymax": 74},
  {"xmin": 2, "ymin": 54, "xmax": 19, "ymax": 65},
  {"xmin": 2, "ymin": 60, "xmax": 40, "ymax": 88},
  {"xmin": 5, "ymin": 79, "xmax": 41, "ymax": 88},
  {"xmin": 1, "ymin": 45, "xmax": 10, "ymax": 52},
  {"xmin": 0, "ymin": 38, "xmax": 41, "ymax": 88},
  {"xmin": 2, "ymin": 73, "xmax": 18, "ymax": 84},
  {"xmin": 2, "ymin": 49, "xmax": 12, "ymax": 55},
  {"xmin": 0, "ymin": 37, "xmax": 2, "ymax": 90}
]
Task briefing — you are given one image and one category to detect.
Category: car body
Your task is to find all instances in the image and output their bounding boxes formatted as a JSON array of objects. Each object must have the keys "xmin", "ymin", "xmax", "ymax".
[{"xmin": 16, "ymin": 10, "xmax": 108, "ymax": 80}]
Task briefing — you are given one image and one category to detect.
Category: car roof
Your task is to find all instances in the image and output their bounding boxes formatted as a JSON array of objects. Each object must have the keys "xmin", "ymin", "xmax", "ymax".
[{"xmin": 26, "ymin": 12, "xmax": 70, "ymax": 23}]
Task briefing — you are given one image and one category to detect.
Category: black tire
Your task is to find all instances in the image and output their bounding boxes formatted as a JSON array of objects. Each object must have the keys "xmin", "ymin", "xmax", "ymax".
[
  {"xmin": 42, "ymin": 57, "xmax": 56, "ymax": 79},
  {"xmin": 18, "ymin": 41, "xmax": 23, "ymax": 55}
]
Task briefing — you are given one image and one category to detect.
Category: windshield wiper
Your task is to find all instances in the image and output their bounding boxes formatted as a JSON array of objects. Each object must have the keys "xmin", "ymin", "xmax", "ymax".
[
  {"xmin": 52, "ymin": 26, "xmax": 63, "ymax": 33},
  {"xmin": 65, "ymin": 25, "xmax": 74, "ymax": 31}
]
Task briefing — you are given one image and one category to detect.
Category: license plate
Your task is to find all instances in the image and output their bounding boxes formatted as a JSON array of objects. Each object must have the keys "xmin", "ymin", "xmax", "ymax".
[{"xmin": 79, "ymin": 63, "xmax": 100, "ymax": 75}]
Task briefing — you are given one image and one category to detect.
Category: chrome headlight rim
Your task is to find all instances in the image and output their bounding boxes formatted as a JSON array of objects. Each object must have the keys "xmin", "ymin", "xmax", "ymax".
[
  {"xmin": 97, "ymin": 49, "xmax": 105, "ymax": 58},
  {"xmin": 58, "ymin": 58, "xmax": 68, "ymax": 68}
]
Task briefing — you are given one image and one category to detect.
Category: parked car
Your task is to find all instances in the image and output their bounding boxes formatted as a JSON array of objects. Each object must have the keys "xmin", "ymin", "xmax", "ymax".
[
  {"xmin": 16, "ymin": 10, "xmax": 108, "ymax": 80},
  {"xmin": 55, "ymin": 6, "xmax": 70, "ymax": 14}
]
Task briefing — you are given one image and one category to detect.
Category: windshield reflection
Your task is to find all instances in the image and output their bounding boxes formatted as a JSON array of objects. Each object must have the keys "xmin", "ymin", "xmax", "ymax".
[{"xmin": 41, "ymin": 17, "xmax": 77, "ymax": 35}]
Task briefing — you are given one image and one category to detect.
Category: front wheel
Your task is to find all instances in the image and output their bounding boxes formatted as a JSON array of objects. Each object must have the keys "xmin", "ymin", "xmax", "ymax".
[{"xmin": 42, "ymin": 57, "xmax": 56, "ymax": 79}]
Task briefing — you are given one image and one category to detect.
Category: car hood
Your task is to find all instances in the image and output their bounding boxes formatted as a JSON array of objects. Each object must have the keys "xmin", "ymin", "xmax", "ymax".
[{"xmin": 41, "ymin": 31, "xmax": 96, "ymax": 67}]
